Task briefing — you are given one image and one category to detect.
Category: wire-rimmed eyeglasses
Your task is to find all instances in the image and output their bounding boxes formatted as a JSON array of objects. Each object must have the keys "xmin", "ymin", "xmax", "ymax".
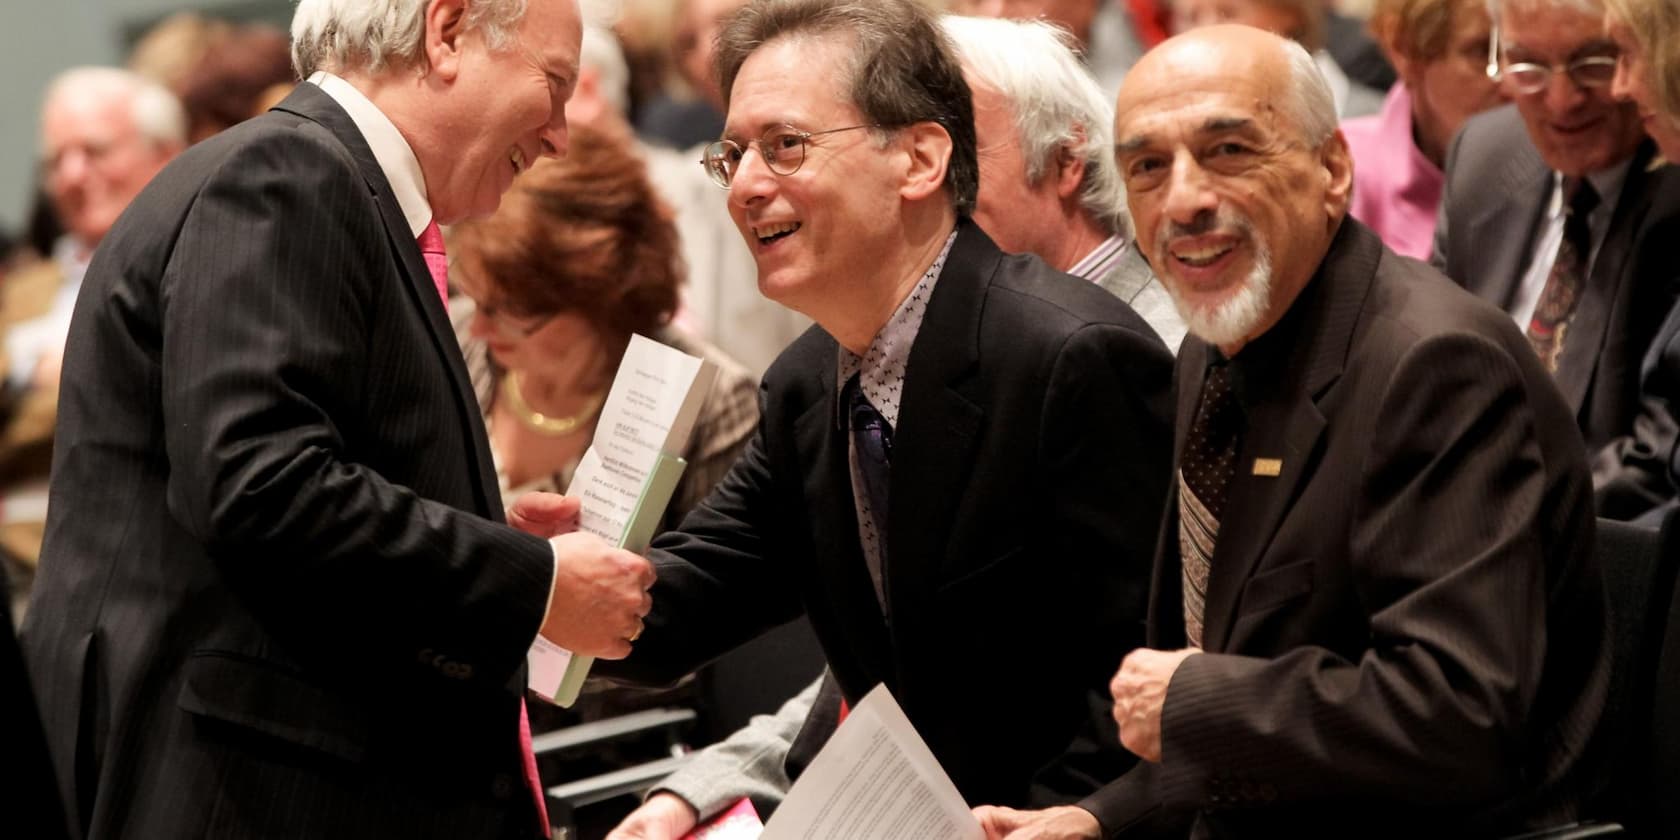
[
  {"xmin": 700, "ymin": 123, "xmax": 880, "ymax": 188},
  {"xmin": 1485, "ymin": 20, "xmax": 1618, "ymax": 96}
]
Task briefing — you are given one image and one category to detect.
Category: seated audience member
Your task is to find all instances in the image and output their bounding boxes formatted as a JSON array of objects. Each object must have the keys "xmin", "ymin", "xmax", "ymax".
[
  {"xmin": 1341, "ymin": 0, "xmax": 1503, "ymax": 258},
  {"xmin": 947, "ymin": 0, "xmax": 1148, "ymax": 101},
  {"xmin": 1597, "ymin": 0, "xmax": 1680, "ymax": 519},
  {"xmin": 569, "ymin": 23, "xmax": 808, "ymax": 378},
  {"xmin": 1431, "ymin": 0, "xmax": 1680, "ymax": 518},
  {"xmin": 595, "ymin": 0, "xmax": 1175, "ymax": 823},
  {"xmin": 975, "ymin": 24, "xmax": 1610, "ymax": 838},
  {"xmin": 1171, "ymin": 0, "xmax": 1384, "ymax": 117},
  {"xmin": 0, "ymin": 68, "xmax": 184, "ymax": 623},
  {"xmin": 950, "ymin": 14, "xmax": 1183, "ymax": 348},
  {"xmin": 605, "ymin": 16, "xmax": 1185, "ymax": 836},
  {"xmin": 448, "ymin": 122, "xmax": 757, "ymax": 537},
  {"xmin": 637, "ymin": 0, "xmax": 745, "ymax": 148}
]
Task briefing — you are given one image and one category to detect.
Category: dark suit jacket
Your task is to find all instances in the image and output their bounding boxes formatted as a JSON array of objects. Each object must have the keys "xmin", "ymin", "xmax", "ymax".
[
  {"xmin": 598, "ymin": 221, "xmax": 1176, "ymax": 809},
  {"xmin": 1431, "ymin": 105, "xmax": 1680, "ymax": 489},
  {"xmin": 1083, "ymin": 221, "xmax": 1610, "ymax": 837},
  {"xmin": 20, "ymin": 84, "xmax": 554, "ymax": 839},
  {"xmin": 1594, "ymin": 234, "xmax": 1680, "ymax": 520}
]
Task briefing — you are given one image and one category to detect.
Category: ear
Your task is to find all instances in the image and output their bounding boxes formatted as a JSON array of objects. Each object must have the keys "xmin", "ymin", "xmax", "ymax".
[
  {"xmin": 1053, "ymin": 128, "xmax": 1088, "ymax": 202},
  {"xmin": 1319, "ymin": 129, "xmax": 1354, "ymax": 222},
  {"xmin": 567, "ymin": 67, "xmax": 605, "ymax": 126},
  {"xmin": 423, "ymin": 0, "xmax": 471, "ymax": 81},
  {"xmin": 898, "ymin": 122, "xmax": 954, "ymax": 204}
]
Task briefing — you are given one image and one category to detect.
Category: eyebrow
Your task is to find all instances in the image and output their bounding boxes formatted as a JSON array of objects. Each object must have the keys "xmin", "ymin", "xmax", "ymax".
[{"xmin": 1114, "ymin": 115, "xmax": 1257, "ymax": 154}]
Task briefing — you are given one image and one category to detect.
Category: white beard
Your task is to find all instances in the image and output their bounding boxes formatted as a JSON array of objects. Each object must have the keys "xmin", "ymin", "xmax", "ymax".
[{"xmin": 1164, "ymin": 241, "xmax": 1273, "ymax": 349}]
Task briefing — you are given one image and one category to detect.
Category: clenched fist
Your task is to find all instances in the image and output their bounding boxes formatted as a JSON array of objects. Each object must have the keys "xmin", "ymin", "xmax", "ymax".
[{"xmin": 539, "ymin": 531, "xmax": 656, "ymax": 659}]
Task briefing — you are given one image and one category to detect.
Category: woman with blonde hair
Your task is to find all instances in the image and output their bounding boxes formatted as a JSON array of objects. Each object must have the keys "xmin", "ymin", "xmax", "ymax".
[{"xmin": 1604, "ymin": 0, "xmax": 1680, "ymax": 158}]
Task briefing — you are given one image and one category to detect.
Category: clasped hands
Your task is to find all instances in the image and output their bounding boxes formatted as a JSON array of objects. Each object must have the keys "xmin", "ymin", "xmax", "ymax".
[
  {"xmin": 508, "ymin": 491, "xmax": 654, "ymax": 660},
  {"xmin": 972, "ymin": 646, "xmax": 1200, "ymax": 840}
]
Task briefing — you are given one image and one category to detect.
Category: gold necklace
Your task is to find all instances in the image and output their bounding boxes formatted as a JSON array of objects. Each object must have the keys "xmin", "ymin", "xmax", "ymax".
[{"xmin": 501, "ymin": 370, "xmax": 604, "ymax": 436}]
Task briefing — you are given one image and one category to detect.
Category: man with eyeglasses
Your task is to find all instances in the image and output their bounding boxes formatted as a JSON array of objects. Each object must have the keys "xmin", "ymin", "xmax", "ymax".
[
  {"xmin": 594, "ymin": 0, "xmax": 1176, "ymax": 818},
  {"xmin": 1431, "ymin": 0, "xmax": 1680, "ymax": 519}
]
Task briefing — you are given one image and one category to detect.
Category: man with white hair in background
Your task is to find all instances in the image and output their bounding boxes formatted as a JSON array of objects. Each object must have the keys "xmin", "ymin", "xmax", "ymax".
[
  {"xmin": 20, "ymin": 0, "xmax": 656, "ymax": 837},
  {"xmin": 603, "ymin": 16, "xmax": 1181, "ymax": 839},
  {"xmin": 0, "ymin": 68, "xmax": 184, "ymax": 625},
  {"xmin": 977, "ymin": 23, "xmax": 1608, "ymax": 839},
  {"xmin": 564, "ymin": 21, "xmax": 809, "ymax": 377},
  {"xmin": 1431, "ymin": 0, "xmax": 1680, "ymax": 521}
]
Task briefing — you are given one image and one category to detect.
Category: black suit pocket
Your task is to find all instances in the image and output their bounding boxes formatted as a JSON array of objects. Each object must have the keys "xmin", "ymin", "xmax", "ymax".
[
  {"xmin": 178, "ymin": 650, "xmax": 369, "ymax": 764},
  {"xmin": 1236, "ymin": 559, "xmax": 1315, "ymax": 617}
]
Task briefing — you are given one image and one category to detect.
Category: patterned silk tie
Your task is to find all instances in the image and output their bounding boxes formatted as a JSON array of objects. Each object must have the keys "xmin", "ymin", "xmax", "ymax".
[
  {"xmin": 1526, "ymin": 179, "xmax": 1600, "ymax": 372},
  {"xmin": 417, "ymin": 219, "xmax": 450, "ymax": 306},
  {"xmin": 1178, "ymin": 362, "xmax": 1241, "ymax": 648},
  {"xmin": 847, "ymin": 374, "xmax": 893, "ymax": 541}
]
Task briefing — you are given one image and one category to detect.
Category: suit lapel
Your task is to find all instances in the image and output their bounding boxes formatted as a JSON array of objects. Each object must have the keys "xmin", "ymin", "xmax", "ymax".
[
  {"xmin": 1461, "ymin": 133, "xmax": 1550, "ymax": 310},
  {"xmin": 1554, "ymin": 141, "xmax": 1660, "ymax": 416},
  {"xmin": 1200, "ymin": 222, "xmax": 1379, "ymax": 652},
  {"xmin": 884, "ymin": 224, "xmax": 987, "ymax": 670},
  {"xmin": 271, "ymin": 85, "xmax": 502, "ymax": 518},
  {"xmin": 792, "ymin": 350, "xmax": 895, "ymax": 691}
]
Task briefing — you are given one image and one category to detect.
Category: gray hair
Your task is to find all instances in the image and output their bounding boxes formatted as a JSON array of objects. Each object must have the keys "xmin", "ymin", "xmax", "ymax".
[
  {"xmin": 941, "ymin": 15, "xmax": 1127, "ymax": 237},
  {"xmin": 41, "ymin": 66, "xmax": 187, "ymax": 152},
  {"xmin": 1281, "ymin": 37, "xmax": 1337, "ymax": 146},
  {"xmin": 290, "ymin": 0, "xmax": 530, "ymax": 78},
  {"xmin": 579, "ymin": 24, "xmax": 630, "ymax": 116}
]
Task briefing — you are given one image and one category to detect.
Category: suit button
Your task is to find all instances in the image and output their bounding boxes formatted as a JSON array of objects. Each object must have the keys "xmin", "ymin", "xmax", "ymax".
[{"xmin": 491, "ymin": 773, "xmax": 515, "ymax": 799}]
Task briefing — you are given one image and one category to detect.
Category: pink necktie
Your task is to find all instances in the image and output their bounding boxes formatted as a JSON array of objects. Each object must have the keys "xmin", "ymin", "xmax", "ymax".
[
  {"xmin": 416, "ymin": 219, "xmax": 450, "ymax": 306},
  {"xmin": 419, "ymin": 221, "xmax": 548, "ymax": 833},
  {"xmin": 520, "ymin": 700, "xmax": 551, "ymax": 838}
]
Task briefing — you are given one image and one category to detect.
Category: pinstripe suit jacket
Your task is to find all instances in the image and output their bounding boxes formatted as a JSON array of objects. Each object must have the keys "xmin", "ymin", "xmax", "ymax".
[
  {"xmin": 20, "ymin": 84, "xmax": 554, "ymax": 839},
  {"xmin": 1081, "ymin": 221, "xmax": 1610, "ymax": 837}
]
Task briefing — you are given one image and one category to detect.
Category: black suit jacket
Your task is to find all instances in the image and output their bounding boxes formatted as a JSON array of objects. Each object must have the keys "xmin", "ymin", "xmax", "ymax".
[
  {"xmin": 20, "ymin": 84, "xmax": 554, "ymax": 839},
  {"xmin": 597, "ymin": 221, "xmax": 1176, "ymax": 808},
  {"xmin": 1083, "ymin": 221, "xmax": 1610, "ymax": 837},
  {"xmin": 1431, "ymin": 105, "xmax": 1680, "ymax": 486}
]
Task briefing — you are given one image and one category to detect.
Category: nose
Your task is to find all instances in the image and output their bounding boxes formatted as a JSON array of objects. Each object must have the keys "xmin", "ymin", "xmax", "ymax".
[
  {"xmin": 1610, "ymin": 56, "xmax": 1635, "ymax": 103},
  {"xmin": 727, "ymin": 144, "xmax": 777, "ymax": 211},
  {"xmin": 1540, "ymin": 67, "xmax": 1589, "ymax": 114},
  {"xmin": 1160, "ymin": 151, "xmax": 1220, "ymax": 229},
  {"xmin": 467, "ymin": 306, "xmax": 499, "ymax": 341},
  {"xmin": 46, "ymin": 146, "xmax": 90, "ymax": 191}
]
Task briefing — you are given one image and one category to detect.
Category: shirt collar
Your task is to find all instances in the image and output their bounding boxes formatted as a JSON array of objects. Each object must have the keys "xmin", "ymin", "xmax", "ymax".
[
  {"xmin": 835, "ymin": 229, "xmax": 959, "ymax": 430},
  {"xmin": 307, "ymin": 71, "xmax": 433, "ymax": 237},
  {"xmin": 1548, "ymin": 157, "xmax": 1634, "ymax": 219},
  {"xmin": 1067, "ymin": 234, "xmax": 1127, "ymax": 282}
]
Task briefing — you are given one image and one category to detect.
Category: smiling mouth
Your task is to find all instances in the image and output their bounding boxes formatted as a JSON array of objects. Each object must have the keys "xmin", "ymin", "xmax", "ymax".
[
  {"xmin": 753, "ymin": 221, "xmax": 801, "ymax": 245},
  {"xmin": 1171, "ymin": 242, "xmax": 1235, "ymax": 268},
  {"xmin": 510, "ymin": 147, "xmax": 528, "ymax": 175}
]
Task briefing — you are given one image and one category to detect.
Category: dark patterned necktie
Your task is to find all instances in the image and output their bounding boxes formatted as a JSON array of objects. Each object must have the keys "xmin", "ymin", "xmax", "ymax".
[
  {"xmin": 1527, "ymin": 179, "xmax": 1600, "ymax": 372},
  {"xmin": 846, "ymin": 373, "xmax": 893, "ymax": 563},
  {"xmin": 1179, "ymin": 362, "xmax": 1241, "ymax": 648}
]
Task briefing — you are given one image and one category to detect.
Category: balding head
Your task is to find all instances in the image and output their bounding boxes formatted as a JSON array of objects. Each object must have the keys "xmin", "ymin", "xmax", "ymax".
[{"xmin": 1113, "ymin": 25, "xmax": 1351, "ymax": 353}]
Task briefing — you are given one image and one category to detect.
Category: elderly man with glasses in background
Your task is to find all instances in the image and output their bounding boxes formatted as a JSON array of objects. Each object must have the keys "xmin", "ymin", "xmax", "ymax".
[
  {"xmin": 593, "ymin": 0, "xmax": 1176, "ymax": 820},
  {"xmin": 1430, "ymin": 0, "xmax": 1680, "ymax": 520}
]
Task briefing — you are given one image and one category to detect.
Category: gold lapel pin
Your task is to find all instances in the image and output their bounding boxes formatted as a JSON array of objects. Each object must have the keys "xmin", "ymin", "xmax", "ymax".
[{"xmin": 1252, "ymin": 458, "xmax": 1283, "ymax": 477}]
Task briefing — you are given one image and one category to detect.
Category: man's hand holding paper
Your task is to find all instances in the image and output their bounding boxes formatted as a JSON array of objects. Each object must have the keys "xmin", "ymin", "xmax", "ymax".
[
  {"xmin": 506, "ymin": 491, "xmax": 582, "ymax": 539},
  {"xmin": 540, "ymin": 531, "xmax": 655, "ymax": 660}
]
